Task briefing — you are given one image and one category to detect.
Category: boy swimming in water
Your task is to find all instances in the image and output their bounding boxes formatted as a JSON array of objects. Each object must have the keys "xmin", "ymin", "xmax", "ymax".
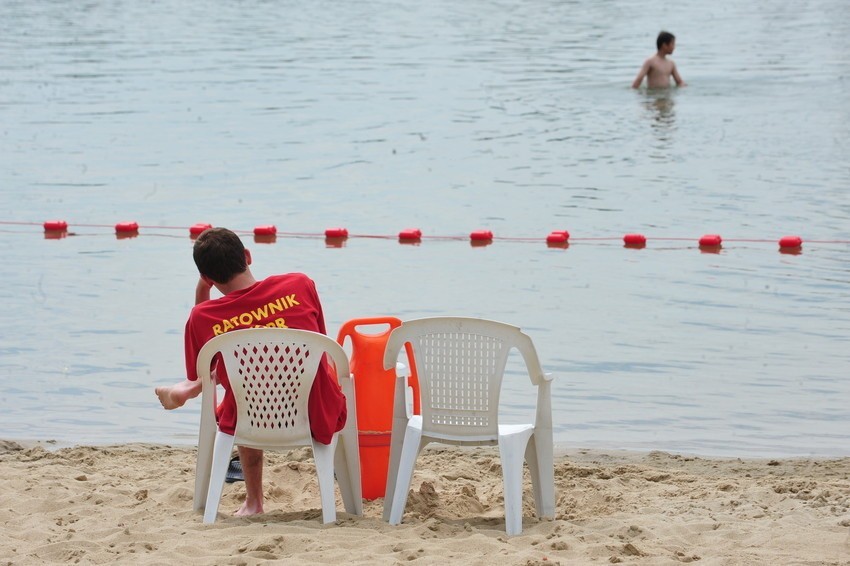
[{"xmin": 632, "ymin": 31, "xmax": 686, "ymax": 89}]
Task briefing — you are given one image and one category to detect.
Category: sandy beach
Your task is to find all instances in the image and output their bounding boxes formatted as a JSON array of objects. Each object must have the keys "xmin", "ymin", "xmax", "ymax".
[{"xmin": 1, "ymin": 441, "xmax": 848, "ymax": 565}]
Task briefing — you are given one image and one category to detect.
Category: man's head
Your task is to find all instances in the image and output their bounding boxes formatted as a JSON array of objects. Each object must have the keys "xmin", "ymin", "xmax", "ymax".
[
  {"xmin": 193, "ymin": 227, "xmax": 248, "ymax": 284},
  {"xmin": 657, "ymin": 31, "xmax": 676, "ymax": 52}
]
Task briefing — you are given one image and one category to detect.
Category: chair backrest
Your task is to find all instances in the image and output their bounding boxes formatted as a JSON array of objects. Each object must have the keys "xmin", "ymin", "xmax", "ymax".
[
  {"xmin": 383, "ymin": 317, "xmax": 546, "ymax": 442},
  {"xmin": 196, "ymin": 328, "xmax": 350, "ymax": 447}
]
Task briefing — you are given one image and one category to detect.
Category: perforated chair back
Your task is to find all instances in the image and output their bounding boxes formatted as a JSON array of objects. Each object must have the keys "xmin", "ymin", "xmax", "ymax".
[
  {"xmin": 219, "ymin": 333, "xmax": 322, "ymax": 446},
  {"xmin": 384, "ymin": 317, "xmax": 547, "ymax": 440},
  {"xmin": 388, "ymin": 318, "xmax": 516, "ymax": 441}
]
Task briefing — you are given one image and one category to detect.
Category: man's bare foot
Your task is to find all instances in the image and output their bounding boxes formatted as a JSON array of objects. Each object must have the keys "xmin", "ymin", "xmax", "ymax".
[
  {"xmin": 155, "ymin": 386, "xmax": 185, "ymax": 410},
  {"xmin": 234, "ymin": 499, "xmax": 264, "ymax": 517},
  {"xmin": 155, "ymin": 379, "xmax": 202, "ymax": 410}
]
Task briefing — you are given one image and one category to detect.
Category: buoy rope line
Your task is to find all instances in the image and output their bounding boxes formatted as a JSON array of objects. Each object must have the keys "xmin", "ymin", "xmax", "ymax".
[{"xmin": 2, "ymin": 220, "xmax": 849, "ymax": 250}]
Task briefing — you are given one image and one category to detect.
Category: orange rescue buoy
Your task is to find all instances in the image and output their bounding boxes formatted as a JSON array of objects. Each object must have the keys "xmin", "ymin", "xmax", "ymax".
[{"xmin": 337, "ymin": 317, "xmax": 420, "ymax": 500}]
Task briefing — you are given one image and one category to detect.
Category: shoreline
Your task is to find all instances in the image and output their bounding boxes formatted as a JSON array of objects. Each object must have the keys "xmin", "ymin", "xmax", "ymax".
[
  {"xmin": 1, "ymin": 441, "xmax": 848, "ymax": 564},
  {"xmin": 7, "ymin": 435, "xmax": 848, "ymax": 461}
]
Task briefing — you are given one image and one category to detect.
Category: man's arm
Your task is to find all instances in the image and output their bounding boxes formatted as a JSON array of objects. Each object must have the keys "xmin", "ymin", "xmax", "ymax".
[
  {"xmin": 671, "ymin": 63, "xmax": 686, "ymax": 87},
  {"xmin": 153, "ymin": 277, "xmax": 213, "ymax": 410},
  {"xmin": 195, "ymin": 276, "xmax": 213, "ymax": 305},
  {"xmin": 632, "ymin": 59, "xmax": 650, "ymax": 88}
]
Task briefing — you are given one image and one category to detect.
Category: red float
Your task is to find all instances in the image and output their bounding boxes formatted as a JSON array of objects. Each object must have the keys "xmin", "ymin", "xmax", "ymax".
[
  {"xmin": 698, "ymin": 234, "xmax": 722, "ymax": 247},
  {"xmin": 398, "ymin": 228, "xmax": 422, "ymax": 241},
  {"xmin": 470, "ymin": 230, "xmax": 493, "ymax": 241},
  {"xmin": 779, "ymin": 235, "xmax": 803, "ymax": 248},
  {"xmin": 253, "ymin": 225, "xmax": 277, "ymax": 236},
  {"xmin": 115, "ymin": 221, "xmax": 139, "ymax": 233},
  {"xmin": 43, "ymin": 220, "xmax": 68, "ymax": 231},
  {"xmin": 189, "ymin": 223, "xmax": 213, "ymax": 236},
  {"xmin": 324, "ymin": 227, "xmax": 349, "ymax": 238},
  {"xmin": 623, "ymin": 233, "xmax": 647, "ymax": 246},
  {"xmin": 546, "ymin": 231, "xmax": 569, "ymax": 244}
]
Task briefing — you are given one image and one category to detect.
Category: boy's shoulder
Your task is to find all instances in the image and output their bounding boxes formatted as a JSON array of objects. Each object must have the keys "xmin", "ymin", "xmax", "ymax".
[
  {"xmin": 262, "ymin": 272, "xmax": 318, "ymax": 292},
  {"xmin": 650, "ymin": 53, "xmax": 674, "ymax": 67},
  {"xmin": 265, "ymin": 272, "xmax": 313, "ymax": 284},
  {"xmin": 642, "ymin": 53, "xmax": 661, "ymax": 67}
]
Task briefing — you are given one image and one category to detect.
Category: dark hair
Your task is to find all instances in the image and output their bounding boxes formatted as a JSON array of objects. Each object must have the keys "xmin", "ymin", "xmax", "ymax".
[
  {"xmin": 657, "ymin": 31, "xmax": 675, "ymax": 50},
  {"xmin": 192, "ymin": 227, "xmax": 247, "ymax": 284}
]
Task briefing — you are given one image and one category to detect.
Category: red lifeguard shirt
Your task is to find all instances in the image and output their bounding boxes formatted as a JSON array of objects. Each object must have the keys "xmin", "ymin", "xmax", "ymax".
[{"xmin": 184, "ymin": 273, "xmax": 346, "ymax": 443}]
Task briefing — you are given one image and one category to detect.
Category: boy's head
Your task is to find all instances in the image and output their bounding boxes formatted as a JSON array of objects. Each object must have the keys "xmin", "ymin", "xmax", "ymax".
[
  {"xmin": 657, "ymin": 31, "xmax": 676, "ymax": 51},
  {"xmin": 193, "ymin": 227, "xmax": 248, "ymax": 284}
]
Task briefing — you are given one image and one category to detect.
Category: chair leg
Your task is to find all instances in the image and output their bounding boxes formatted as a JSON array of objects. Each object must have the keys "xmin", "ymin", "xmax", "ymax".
[
  {"xmin": 382, "ymin": 374, "xmax": 411, "ymax": 522},
  {"xmin": 525, "ymin": 438, "xmax": 543, "ymax": 517},
  {"xmin": 336, "ymin": 371, "xmax": 363, "ymax": 515},
  {"xmin": 313, "ymin": 437, "xmax": 338, "ymax": 524},
  {"xmin": 335, "ymin": 428, "xmax": 363, "ymax": 515},
  {"xmin": 204, "ymin": 432, "xmax": 236, "ymax": 524},
  {"xmin": 193, "ymin": 390, "xmax": 218, "ymax": 513},
  {"xmin": 526, "ymin": 435, "xmax": 555, "ymax": 519},
  {"xmin": 388, "ymin": 423, "xmax": 424, "ymax": 525},
  {"xmin": 498, "ymin": 433, "xmax": 531, "ymax": 536}
]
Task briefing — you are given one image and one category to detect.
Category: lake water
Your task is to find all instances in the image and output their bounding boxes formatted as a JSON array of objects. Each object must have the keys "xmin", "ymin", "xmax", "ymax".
[{"xmin": 1, "ymin": 0, "xmax": 848, "ymax": 457}]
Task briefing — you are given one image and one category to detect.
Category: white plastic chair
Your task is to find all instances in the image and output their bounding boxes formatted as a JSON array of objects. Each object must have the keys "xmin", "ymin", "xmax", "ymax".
[
  {"xmin": 191, "ymin": 328, "xmax": 362, "ymax": 524},
  {"xmin": 381, "ymin": 317, "xmax": 555, "ymax": 536}
]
